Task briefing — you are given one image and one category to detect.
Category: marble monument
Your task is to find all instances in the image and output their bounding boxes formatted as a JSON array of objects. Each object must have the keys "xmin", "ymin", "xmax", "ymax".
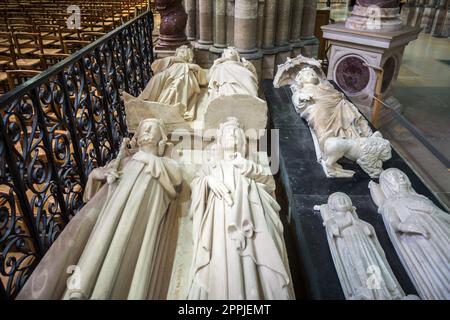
[
  {"xmin": 369, "ymin": 168, "xmax": 450, "ymax": 300},
  {"xmin": 314, "ymin": 192, "xmax": 418, "ymax": 300}
]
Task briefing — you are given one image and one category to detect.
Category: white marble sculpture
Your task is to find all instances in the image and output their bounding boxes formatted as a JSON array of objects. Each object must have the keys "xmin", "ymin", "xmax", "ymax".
[
  {"xmin": 291, "ymin": 67, "xmax": 372, "ymax": 152},
  {"xmin": 314, "ymin": 192, "xmax": 417, "ymax": 300},
  {"xmin": 208, "ymin": 47, "xmax": 259, "ymax": 101},
  {"xmin": 187, "ymin": 117, "xmax": 295, "ymax": 300},
  {"xmin": 273, "ymin": 54, "xmax": 326, "ymax": 88},
  {"xmin": 137, "ymin": 45, "xmax": 207, "ymax": 121},
  {"xmin": 323, "ymin": 131, "xmax": 392, "ymax": 178},
  {"xmin": 369, "ymin": 168, "xmax": 450, "ymax": 300},
  {"xmin": 63, "ymin": 118, "xmax": 183, "ymax": 300},
  {"xmin": 123, "ymin": 92, "xmax": 190, "ymax": 133}
]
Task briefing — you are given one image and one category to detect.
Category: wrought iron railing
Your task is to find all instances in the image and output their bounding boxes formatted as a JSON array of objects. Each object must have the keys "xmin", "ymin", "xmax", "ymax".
[{"xmin": 0, "ymin": 10, "xmax": 154, "ymax": 299}]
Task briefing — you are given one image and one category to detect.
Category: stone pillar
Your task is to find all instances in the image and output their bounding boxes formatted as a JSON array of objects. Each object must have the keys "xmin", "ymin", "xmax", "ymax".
[
  {"xmin": 412, "ymin": 0, "xmax": 426, "ymax": 27},
  {"xmin": 262, "ymin": 0, "xmax": 279, "ymax": 79},
  {"xmin": 301, "ymin": 0, "xmax": 319, "ymax": 57},
  {"xmin": 262, "ymin": 0, "xmax": 278, "ymax": 50},
  {"xmin": 234, "ymin": 0, "xmax": 263, "ymax": 78},
  {"xmin": 400, "ymin": 0, "xmax": 417, "ymax": 26},
  {"xmin": 445, "ymin": 6, "xmax": 450, "ymax": 36},
  {"xmin": 196, "ymin": 0, "xmax": 213, "ymax": 49},
  {"xmin": 234, "ymin": 0, "xmax": 259, "ymax": 53},
  {"xmin": 210, "ymin": 0, "xmax": 227, "ymax": 56},
  {"xmin": 256, "ymin": 0, "xmax": 265, "ymax": 48},
  {"xmin": 155, "ymin": 0, "xmax": 189, "ymax": 51},
  {"xmin": 194, "ymin": 0, "xmax": 213, "ymax": 67},
  {"xmin": 276, "ymin": 0, "xmax": 292, "ymax": 64},
  {"xmin": 226, "ymin": 0, "xmax": 235, "ymax": 46},
  {"xmin": 431, "ymin": 0, "xmax": 449, "ymax": 36},
  {"xmin": 428, "ymin": 0, "xmax": 441, "ymax": 31},
  {"xmin": 290, "ymin": 0, "xmax": 305, "ymax": 56},
  {"xmin": 421, "ymin": 0, "xmax": 438, "ymax": 32},
  {"xmin": 185, "ymin": 0, "xmax": 197, "ymax": 40}
]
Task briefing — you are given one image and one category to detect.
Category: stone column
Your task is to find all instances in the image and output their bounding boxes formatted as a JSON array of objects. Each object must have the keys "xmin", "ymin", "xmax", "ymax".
[
  {"xmin": 445, "ymin": 5, "xmax": 450, "ymax": 36},
  {"xmin": 185, "ymin": 0, "xmax": 197, "ymax": 40},
  {"xmin": 226, "ymin": 0, "xmax": 235, "ymax": 46},
  {"xmin": 400, "ymin": 0, "xmax": 417, "ymax": 26},
  {"xmin": 262, "ymin": 0, "xmax": 279, "ymax": 79},
  {"xmin": 210, "ymin": 0, "xmax": 228, "ymax": 56},
  {"xmin": 256, "ymin": 0, "xmax": 265, "ymax": 49},
  {"xmin": 262, "ymin": 0, "xmax": 278, "ymax": 50},
  {"xmin": 234, "ymin": 0, "xmax": 263, "ymax": 78},
  {"xmin": 290, "ymin": 0, "xmax": 305, "ymax": 56},
  {"xmin": 431, "ymin": 0, "xmax": 449, "ymax": 36},
  {"xmin": 428, "ymin": 0, "xmax": 441, "ymax": 31},
  {"xmin": 196, "ymin": 0, "xmax": 213, "ymax": 49},
  {"xmin": 412, "ymin": 0, "xmax": 426, "ymax": 27},
  {"xmin": 194, "ymin": 0, "xmax": 213, "ymax": 66},
  {"xmin": 234, "ymin": 0, "xmax": 259, "ymax": 53},
  {"xmin": 155, "ymin": 0, "xmax": 189, "ymax": 51},
  {"xmin": 421, "ymin": 0, "xmax": 438, "ymax": 32},
  {"xmin": 276, "ymin": 0, "xmax": 292, "ymax": 64},
  {"xmin": 301, "ymin": 0, "xmax": 319, "ymax": 57}
]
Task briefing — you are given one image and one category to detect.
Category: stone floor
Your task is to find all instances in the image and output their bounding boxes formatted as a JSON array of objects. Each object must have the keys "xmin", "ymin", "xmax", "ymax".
[{"xmin": 380, "ymin": 33, "xmax": 450, "ymax": 210}]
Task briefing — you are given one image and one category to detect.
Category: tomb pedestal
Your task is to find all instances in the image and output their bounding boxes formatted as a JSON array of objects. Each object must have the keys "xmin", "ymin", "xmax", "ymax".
[{"xmin": 321, "ymin": 23, "xmax": 420, "ymax": 117}]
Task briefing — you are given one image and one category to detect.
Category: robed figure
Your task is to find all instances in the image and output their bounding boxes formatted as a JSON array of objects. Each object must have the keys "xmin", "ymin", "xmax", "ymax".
[
  {"xmin": 316, "ymin": 192, "xmax": 416, "ymax": 300},
  {"xmin": 187, "ymin": 117, "xmax": 295, "ymax": 300},
  {"xmin": 369, "ymin": 168, "xmax": 450, "ymax": 300},
  {"xmin": 64, "ymin": 119, "xmax": 183, "ymax": 300},
  {"xmin": 138, "ymin": 45, "xmax": 207, "ymax": 121},
  {"xmin": 291, "ymin": 67, "xmax": 372, "ymax": 150},
  {"xmin": 208, "ymin": 47, "xmax": 259, "ymax": 101}
]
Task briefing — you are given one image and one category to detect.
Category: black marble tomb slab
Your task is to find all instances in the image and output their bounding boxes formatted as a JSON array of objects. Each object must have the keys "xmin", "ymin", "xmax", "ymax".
[{"xmin": 262, "ymin": 80, "xmax": 444, "ymax": 299}]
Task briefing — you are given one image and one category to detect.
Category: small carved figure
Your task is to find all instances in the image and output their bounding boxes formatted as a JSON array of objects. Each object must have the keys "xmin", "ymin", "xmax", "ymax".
[
  {"xmin": 208, "ymin": 47, "xmax": 259, "ymax": 101},
  {"xmin": 137, "ymin": 45, "xmax": 207, "ymax": 121},
  {"xmin": 314, "ymin": 192, "xmax": 417, "ymax": 300},
  {"xmin": 323, "ymin": 131, "xmax": 392, "ymax": 178}
]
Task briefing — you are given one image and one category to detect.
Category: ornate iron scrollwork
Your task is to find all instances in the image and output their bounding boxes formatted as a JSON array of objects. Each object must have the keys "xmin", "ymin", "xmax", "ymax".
[{"xmin": 0, "ymin": 11, "xmax": 154, "ymax": 299}]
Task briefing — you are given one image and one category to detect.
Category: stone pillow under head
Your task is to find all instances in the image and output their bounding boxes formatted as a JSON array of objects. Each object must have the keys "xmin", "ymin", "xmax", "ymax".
[{"xmin": 122, "ymin": 92, "xmax": 186, "ymax": 132}]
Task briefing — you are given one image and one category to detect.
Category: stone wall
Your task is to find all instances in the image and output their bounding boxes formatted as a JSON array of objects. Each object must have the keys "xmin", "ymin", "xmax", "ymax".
[{"xmin": 183, "ymin": 0, "xmax": 320, "ymax": 78}]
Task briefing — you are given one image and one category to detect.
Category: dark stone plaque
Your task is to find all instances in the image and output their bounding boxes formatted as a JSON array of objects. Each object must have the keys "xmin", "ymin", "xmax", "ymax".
[{"xmin": 335, "ymin": 56, "xmax": 370, "ymax": 94}]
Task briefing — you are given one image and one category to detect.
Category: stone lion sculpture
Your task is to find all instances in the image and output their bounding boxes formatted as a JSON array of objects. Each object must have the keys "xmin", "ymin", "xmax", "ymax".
[{"xmin": 323, "ymin": 131, "xmax": 392, "ymax": 178}]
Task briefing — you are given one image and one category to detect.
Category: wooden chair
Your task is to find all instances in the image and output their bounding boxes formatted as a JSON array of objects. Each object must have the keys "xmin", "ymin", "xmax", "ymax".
[
  {"xmin": 6, "ymin": 69, "xmax": 41, "ymax": 90},
  {"xmin": 36, "ymin": 25, "xmax": 64, "ymax": 54},
  {"xmin": 0, "ymin": 69, "xmax": 8, "ymax": 93},
  {"xmin": 81, "ymin": 31, "xmax": 105, "ymax": 42},
  {"xmin": 39, "ymin": 52, "xmax": 69, "ymax": 69},
  {"xmin": 11, "ymin": 32, "xmax": 43, "ymax": 70},
  {"xmin": 63, "ymin": 39, "xmax": 90, "ymax": 54},
  {"xmin": 0, "ymin": 23, "xmax": 9, "ymax": 32},
  {"xmin": 0, "ymin": 32, "xmax": 17, "ymax": 69}
]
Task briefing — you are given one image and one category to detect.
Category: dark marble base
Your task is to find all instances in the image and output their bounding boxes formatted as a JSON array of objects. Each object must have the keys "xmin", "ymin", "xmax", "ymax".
[{"xmin": 263, "ymin": 80, "xmax": 443, "ymax": 299}]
